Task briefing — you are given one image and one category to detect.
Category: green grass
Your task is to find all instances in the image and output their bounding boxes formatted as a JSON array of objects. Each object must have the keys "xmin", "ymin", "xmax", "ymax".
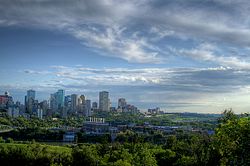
[{"xmin": 0, "ymin": 142, "xmax": 72, "ymax": 153}]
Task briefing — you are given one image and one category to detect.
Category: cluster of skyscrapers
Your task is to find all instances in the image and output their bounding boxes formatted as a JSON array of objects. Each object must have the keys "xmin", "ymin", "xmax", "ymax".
[
  {"xmin": 0, "ymin": 89, "xmax": 140, "ymax": 119},
  {"xmin": 24, "ymin": 90, "xmax": 112, "ymax": 118}
]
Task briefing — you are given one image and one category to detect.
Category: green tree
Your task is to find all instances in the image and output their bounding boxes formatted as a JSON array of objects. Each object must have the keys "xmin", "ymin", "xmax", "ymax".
[
  {"xmin": 6, "ymin": 137, "xmax": 14, "ymax": 143},
  {"xmin": 72, "ymin": 144, "xmax": 100, "ymax": 166},
  {"xmin": 155, "ymin": 149, "xmax": 176, "ymax": 166},
  {"xmin": 218, "ymin": 109, "xmax": 237, "ymax": 124},
  {"xmin": 0, "ymin": 137, "xmax": 4, "ymax": 143},
  {"xmin": 174, "ymin": 156, "xmax": 196, "ymax": 166},
  {"xmin": 132, "ymin": 144, "xmax": 157, "ymax": 166},
  {"xmin": 214, "ymin": 111, "xmax": 250, "ymax": 165},
  {"xmin": 113, "ymin": 159, "xmax": 131, "ymax": 166}
]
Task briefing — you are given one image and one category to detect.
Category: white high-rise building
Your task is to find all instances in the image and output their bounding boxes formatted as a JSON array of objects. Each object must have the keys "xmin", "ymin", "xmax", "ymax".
[{"xmin": 99, "ymin": 91, "xmax": 109, "ymax": 111}]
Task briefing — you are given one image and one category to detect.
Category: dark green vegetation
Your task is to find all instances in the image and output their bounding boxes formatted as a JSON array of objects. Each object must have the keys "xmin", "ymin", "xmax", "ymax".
[
  {"xmin": 0, "ymin": 110, "xmax": 249, "ymax": 166},
  {"xmin": 0, "ymin": 116, "xmax": 84, "ymax": 142},
  {"xmin": 0, "ymin": 112, "xmax": 218, "ymax": 143},
  {"xmin": 0, "ymin": 116, "xmax": 84, "ymax": 128},
  {"xmin": 99, "ymin": 112, "xmax": 219, "ymax": 130}
]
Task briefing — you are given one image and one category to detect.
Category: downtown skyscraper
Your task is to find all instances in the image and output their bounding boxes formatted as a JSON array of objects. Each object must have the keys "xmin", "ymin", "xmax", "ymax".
[
  {"xmin": 25, "ymin": 90, "xmax": 36, "ymax": 114},
  {"xmin": 71, "ymin": 94, "xmax": 78, "ymax": 113},
  {"xmin": 99, "ymin": 91, "xmax": 109, "ymax": 111},
  {"xmin": 56, "ymin": 89, "xmax": 65, "ymax": 109},
  {"xmin": 50, "ymin": 89, "xmax": 65, "ymax": 112}
]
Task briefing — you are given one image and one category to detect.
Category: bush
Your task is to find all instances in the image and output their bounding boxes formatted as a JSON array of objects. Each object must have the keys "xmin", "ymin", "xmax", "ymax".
[{"xmin": 6, "ymin": 138, "xmax": 14, "ymax": 143}]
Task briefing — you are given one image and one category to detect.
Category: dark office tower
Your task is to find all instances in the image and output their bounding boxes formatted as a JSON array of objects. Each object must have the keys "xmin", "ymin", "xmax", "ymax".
[
  {"xmin": 50, "ymin": 93, "xmax": 58, "ymax": 111},
  {"xmin": 71, "ymin": 94, "xmax": 79, "ymax": 113},
  {"xmin": 85, "ymin": 99, "xmax": 91, "ymax": 116},
  {"xmin": 92, "ymin": 102, "xmax": 98, "ymax": 109},
  {"xmin": 118, "ymin": 98, "xmax": 127, "ymax": 109},
  {"xmin": 64, "ymin": 95, "xmax": 71, "ymax": 108},
  {"xmin": 26, "ymin": 90, "xmax": 35, "ymax": 114}
]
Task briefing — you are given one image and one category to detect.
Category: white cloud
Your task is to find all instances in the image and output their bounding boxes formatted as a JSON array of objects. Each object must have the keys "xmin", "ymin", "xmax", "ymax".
[
  {"xmin": 2, "ymin": 0, "xmax": 250, "ymax": 64},
  {"xmin": 3, "ymin": 0, "xmax": 250, "ymax": 113},
  {"xmin": 50, "ymin": 66, "xmax": 169, "ymax": 85},
  {"xmin": 22, "ymin": 65, "xmax": 250, "ymax": 92},
  {"xmin": 70, "ymin": 25, "xmax": 162, "ymax": 63},
  {"xmin": 179, "ymin": 43, "xmax": 250, "ymax": 69},
  {"xmin": 16, "ymin": 65, "xmax": 250, "ymax": 112}
]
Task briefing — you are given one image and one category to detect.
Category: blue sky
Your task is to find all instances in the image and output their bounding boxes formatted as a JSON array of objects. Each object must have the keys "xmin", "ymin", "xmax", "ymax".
[{"xmin": 1, "ymin": 0, "xmax": 250, "ymax": 113}]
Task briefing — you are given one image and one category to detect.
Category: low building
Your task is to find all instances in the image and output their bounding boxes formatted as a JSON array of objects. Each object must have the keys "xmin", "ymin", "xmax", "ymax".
[
  {"xmin": 63, "ymin": 131, "xmax": 76, "ymax": 142},
  {"xmin": 0, "ymin": 92, "xmax": 13, "ymax": 109},
  {"xmin": 83, "ymin": 117, "xmax": 110, "ymax": 134},
  {"xmin": 148, "ymin": 107, "xmax": 161, "ymax": 114}
]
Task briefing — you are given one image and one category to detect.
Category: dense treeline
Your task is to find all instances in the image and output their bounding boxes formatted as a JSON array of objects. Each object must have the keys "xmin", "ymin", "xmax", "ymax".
[
  {"xmin": 101, "ymin": 112, "xmax": 218, "ymax": 130},
  {"xmin": 0, "ymin": 112, "xmax": 217, "ymax": 143},
  {"xmin": 0, "ymin": 110, "xmax": 249, "ymax": 166},
  {"xmin": 0, "ymin": 116, "xmax": 84, "ymax": 128},
  {"xmin": 0, "ymin": 116, "xmax": 84, "ymax": 142},
  {"xmin": 0, "ymin": 143, "xmax": 72, "ymax": 166},
  {"xmin": 0, "ymin": 112, "xmax": 218, "ymax": 131}
]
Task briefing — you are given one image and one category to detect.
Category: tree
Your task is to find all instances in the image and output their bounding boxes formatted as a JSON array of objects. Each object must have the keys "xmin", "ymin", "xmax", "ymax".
[
  {"xmin": 0, "ymin": 137, "xmax": 4, "ymax": 143},
  {"xmin": 218, "ymin": 109, "xmax": 238, "ymax": 124},
  {"xmin": 174, "ymin": 156, "xmax": 196, "ymax": 166},
  {"xmin": 6, "ymin": 137, "xmax": 14, "ymax": 143},
  {"xmin": 113, "ymin": 159, "xmax": 131, "ymax": 166},
  {"xmin": 72, "ymin": 144, "xmax": 100, "ymax": 166},
  {"xmin": 132, "ymin": 144, "xmax": 158, "ymax": 166},
  {"xmin": 214, "ymin": 110, "xmax": 250, "ymax": 165},
  {"xmin": 155, "ymin": 149, "xmax": 176, "ymax": 166}
]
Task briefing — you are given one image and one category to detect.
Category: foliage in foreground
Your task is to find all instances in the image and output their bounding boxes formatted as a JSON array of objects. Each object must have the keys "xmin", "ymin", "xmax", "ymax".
[{"xmin": 0, "ymin": 110, "xmax": 249, "ymax": 166}]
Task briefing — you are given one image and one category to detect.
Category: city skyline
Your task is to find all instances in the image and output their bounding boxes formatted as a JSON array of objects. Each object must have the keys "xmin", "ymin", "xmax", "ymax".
[
  {"xmin": 1, "ymin": 1, "xmax": 250, "ymax": 113},
  {"xmin": 0, "ymin": 89, "xmax": 140, "ymax": 117},
  {"xmin": 0, "ymin": 89, "xmax": 137, "ymax": 110}
]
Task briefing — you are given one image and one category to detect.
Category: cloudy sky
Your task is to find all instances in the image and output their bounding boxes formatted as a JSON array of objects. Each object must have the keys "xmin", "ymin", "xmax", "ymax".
[{"xmin": 1, "ymin": 0, "xmax": 250, "ymax": 113}]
